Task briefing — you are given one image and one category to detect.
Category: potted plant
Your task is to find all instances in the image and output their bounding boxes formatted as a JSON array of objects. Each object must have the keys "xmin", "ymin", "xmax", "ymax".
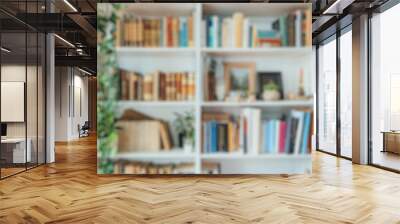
[
  {"xmin": 262, "ymin": 81, "xmax": 281, "ymax": 101},
  {"xmin": 173, "ymin": 111, "xmax": 195, "ymax": 153}
]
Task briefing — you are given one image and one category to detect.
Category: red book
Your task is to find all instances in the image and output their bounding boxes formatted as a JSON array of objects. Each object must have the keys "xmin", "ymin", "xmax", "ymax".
[
  {"xmin": 167, "ymin": 17, "xmax": 173, "ymax": 47},
  {"xmin": 278, "ymin": 121, "xmax": 287, "ymax": 153}
]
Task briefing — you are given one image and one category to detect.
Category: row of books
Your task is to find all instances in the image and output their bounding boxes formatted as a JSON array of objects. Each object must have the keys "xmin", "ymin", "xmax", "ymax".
[
  {"xmin": 202, "ymin": 108, "xmax": 261, "ymax": 154},
  {"xmin": 116, "ymin": 16, "xmax": 194, "ymax": 47},
  {"xmin": 120, "ymin": 70, "xmax": 195, "ymax": 101},
  {"xmin": 202, "ymin": 109, "xmax": 312, "ymax": 154},
  {"xmin": 203, "ymin": 10, "xmax": 311, "ymax": 48},
  {"xmin": 113, "ymin": 160, "xmax": 195, "ymax": 174},
  {"xmin": 262, "ymin": 110, "xmax": 312, "ymax": 154}
]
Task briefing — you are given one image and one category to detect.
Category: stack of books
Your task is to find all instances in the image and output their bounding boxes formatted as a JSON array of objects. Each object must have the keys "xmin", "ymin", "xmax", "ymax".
[
  {"xmin": 120, "ymin": 70, "xmax": 195, "ymax": 101},
  {"xmin": 203, "ymin": 9, "xmax": 311, "ymax": 48},
  {"xmin": 262, "ymin": 110, "xmax": 312, "ymax": 154},
  {"xmin": 202, "ymin": 109, "xmax": 312, "ymax": 155},
  {"xmin": 202, "ymin": 108, "xmax": 261, "ymax": 154},
  {"xmin": 116, "ymin": 15, "xmax": 194, "ymax": 47}
]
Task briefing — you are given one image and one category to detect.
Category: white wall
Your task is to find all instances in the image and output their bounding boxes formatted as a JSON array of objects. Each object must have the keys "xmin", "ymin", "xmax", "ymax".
[{"xmin": 54, "ymin": 67, "xmax": 89, "ymax": 141}]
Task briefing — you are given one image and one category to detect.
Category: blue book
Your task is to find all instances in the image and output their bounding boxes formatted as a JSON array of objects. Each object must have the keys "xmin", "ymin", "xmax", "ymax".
[
  {"xmin": 258, "ymin": 30, "xmax": 278, "ymax": 39},
  {"xmin": 267, "ymin": 120, "xmax": 273, "ymax": 153},
  {"xmin": 301, "ymin": 112, "xmax": 311, "ymax": 154},
  {"xmin": 218, "ymin": 16, "xmax": 222, "ymax": 47},
  {"xmin": 182, "ymin": 18, "xmax": 188, "ymax": 47},
  {"xmin": 212, "ymin": 16, "xmax": 218, "ymax": 48},
  {"xmin": 272, "ymin": 120, "xmax": 277, "ymax": 153},
  {"xmin": 210, "ymin": 121, "xmax": 218, "ymax": 153},
  {"xmin": 207, "ymin": 17, "xmax": 212, "ymax": 47}
]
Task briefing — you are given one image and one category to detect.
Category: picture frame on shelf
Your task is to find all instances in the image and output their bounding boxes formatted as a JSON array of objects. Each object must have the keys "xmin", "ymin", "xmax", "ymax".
[
  {"xmin": 257, "ymin": 72, "xmax": 283, "ymax": 101},
  {"xmin": 223, "ymin": 62, "xmax": 256, "ymax": 102}
]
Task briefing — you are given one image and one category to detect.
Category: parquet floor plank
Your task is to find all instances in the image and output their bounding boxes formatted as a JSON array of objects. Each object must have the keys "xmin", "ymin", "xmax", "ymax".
[{"xmin": 0, "ymin": 135, "xmax": 399, "ymax": 223}]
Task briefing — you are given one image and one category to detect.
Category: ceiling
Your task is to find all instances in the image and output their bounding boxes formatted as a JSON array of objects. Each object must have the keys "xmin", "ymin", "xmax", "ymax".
[
  {"xmin": 312, "ymin": 0, "xmax": 390, "ymax": 44},
  {"xmin": 0, "ymin": 0, "xmax": 97, "ymax": 75}
]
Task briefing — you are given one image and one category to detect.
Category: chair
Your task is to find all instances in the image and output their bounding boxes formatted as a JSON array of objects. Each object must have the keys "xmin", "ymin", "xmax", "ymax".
[{"xmin": 78, "ymin": 121, "xmax": 90, "ymax": 138}]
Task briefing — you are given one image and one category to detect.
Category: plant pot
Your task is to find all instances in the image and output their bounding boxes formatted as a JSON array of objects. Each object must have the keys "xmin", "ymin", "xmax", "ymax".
[{"xmin": 262, "ymin": 90, "xmax": 280, "ymax": 101}]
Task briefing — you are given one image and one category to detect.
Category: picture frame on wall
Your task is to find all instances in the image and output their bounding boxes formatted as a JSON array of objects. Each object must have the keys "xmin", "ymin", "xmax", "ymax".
[
  {"xmin": 223, "ymin": 62, "xmax": 256, "ymax": 101},
  {"xmin": 257, "ymin": 72, "xmax": 284, "ymax": 100}
]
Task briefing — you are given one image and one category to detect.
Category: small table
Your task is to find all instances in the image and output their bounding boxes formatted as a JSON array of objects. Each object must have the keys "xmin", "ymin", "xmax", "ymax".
[
  {"xmin": 381, "ymin": 131, "xmax": 400, "ymax": 155},
  {"xmin": 1, "ymin": 138, "xmax": 32, "ymax": 164}
]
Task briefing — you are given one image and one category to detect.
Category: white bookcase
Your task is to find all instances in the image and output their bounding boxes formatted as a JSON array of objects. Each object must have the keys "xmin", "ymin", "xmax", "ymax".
[{"xmin": 115, "ymin": 3, "xmax": 313, "ymax": 174}]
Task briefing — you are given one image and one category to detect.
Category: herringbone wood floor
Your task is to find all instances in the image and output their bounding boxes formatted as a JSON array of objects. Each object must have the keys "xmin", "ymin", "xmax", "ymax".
[{"xmin": 1, "ymin": 135, "xmax": 400, "ymax": 224}]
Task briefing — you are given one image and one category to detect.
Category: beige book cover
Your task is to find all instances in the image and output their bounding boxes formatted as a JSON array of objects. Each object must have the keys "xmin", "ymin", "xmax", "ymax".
[{"xmin": 117, "ymin": 120, "xmax": 161, "ymax": 153}]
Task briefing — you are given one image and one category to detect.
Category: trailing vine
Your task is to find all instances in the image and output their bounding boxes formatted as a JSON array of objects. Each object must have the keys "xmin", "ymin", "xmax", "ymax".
[{"xmin": 97, "ymin": 3, "xmax": 121, "ymax": 174}]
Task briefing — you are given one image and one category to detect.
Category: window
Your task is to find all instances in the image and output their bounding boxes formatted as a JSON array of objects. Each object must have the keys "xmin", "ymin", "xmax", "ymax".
[
  {"xmin": 370, "ymin": 2, "xmax": 400, "ymax": 171},
  {"xmin": 317, "ymin": 36, "xmax": 337, "ymax": 154},
  {"xmin": 339, "ymin": 28, "xmax": 352, "ymax": 158}
]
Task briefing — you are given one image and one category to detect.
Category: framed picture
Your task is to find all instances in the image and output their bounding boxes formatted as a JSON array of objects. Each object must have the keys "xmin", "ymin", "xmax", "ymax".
[
  {"xmin": 257, "ymin": 72, "xmax": 283, "ymax": 100},
  {"xmin": 223, "ymin": 62, "xmax": 256, "ymax": 101}
]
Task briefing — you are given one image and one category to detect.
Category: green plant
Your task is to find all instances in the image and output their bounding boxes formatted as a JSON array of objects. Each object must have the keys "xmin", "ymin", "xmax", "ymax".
[
  {"xmin": 173, "ymin": 111, "xmax": 195, "ymax": 142},
  {"xmin": 263, "ymin": 81, "xmax": 279, "ymax": 92},
  {"xmin": 97, "ymin": 3, "xmax": 122, "ymax": 174}
]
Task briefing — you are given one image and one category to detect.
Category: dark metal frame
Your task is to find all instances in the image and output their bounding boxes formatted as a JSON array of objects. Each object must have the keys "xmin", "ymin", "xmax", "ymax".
[
  {"xmin": 0, "ymin": 0, "xmax": 48, "ymax": 180},
  {"xmin": 315, "ymin": 20, "xmax": 353, "ymax": 162}
]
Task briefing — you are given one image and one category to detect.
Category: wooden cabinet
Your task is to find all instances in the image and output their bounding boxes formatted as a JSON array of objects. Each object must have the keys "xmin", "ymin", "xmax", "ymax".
[{"xmin": 382, "ymin": 132, "xmax": 400, "ymax": 154}]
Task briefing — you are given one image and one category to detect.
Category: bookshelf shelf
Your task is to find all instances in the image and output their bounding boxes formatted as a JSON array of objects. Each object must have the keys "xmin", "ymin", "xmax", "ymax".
[
  {"xmin": 201, "ymin": 153, "xmax": 311, "ymax": 160},
  {"xmin": 201, "ymin": 47, "xmax": 311, "ymax": 57},
  {"xmin": 202, "ymin": 3, "xmax": 309, "ymax": 17},
  {"xmin": 118, "ymin": 101, "xmax": 196, "ymax": 108},
  {"xmin": 201, "ymin": 100, "xmax": 313, "ymax": 108},
  {"xmin": 117, "ymin": 47, "xmax": 196, "ymax": 57},
  {"xmin": 115, "ymin": 3, "xmax": 313, "ymax": 174},
  {"xmin": 113, "ymin": 150, "xmax": 196, "ymax": 163}
]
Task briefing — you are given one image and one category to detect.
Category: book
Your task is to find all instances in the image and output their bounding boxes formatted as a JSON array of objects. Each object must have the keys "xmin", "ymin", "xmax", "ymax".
[
  {"xmin": 301, "ymin": 112, "xmax": 311, "ymax": 154},
  {"xmin": 117, "ymin": 120, "xmax": 161, "ymax": 153},
  {"xmin": 278, "ymin": 121, "xmax": 287, "ymax": 153},
  {"xmin": 291, "ymin": 110, "xmax": 304, "ymax": 154},
  {"xmin": 159, "ymin": 121, "xmax": 172, "ymax": 150},
  {"xmin": 232, "ymin": 12, "xmax": 244, "ymax": 48}
]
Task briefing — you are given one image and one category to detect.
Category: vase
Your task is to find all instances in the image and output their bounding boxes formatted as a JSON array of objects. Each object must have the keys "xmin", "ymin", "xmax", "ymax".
[
  {"xmin": 262, "ymin": 90, "xmax": 280, "ymax": 101},
  {"xmin": 183, "ymin": 138, "xmax": 194, "ymax": 153}
]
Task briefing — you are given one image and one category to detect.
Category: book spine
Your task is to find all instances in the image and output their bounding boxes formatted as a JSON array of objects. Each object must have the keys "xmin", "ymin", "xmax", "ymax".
[
  {"xmin": 294, "ymin": 111, "xmax": 304, "ymax": 154},
  {"xmin": 295, "ymin": 10, "xmax": 302, "ymax": 47},
  {"xmin": 173, "ymin": 17, "xmax": 179, "ymax": 47},
  {"xmin": 252, "ymin": 109, "xmax": 261, "ymax": 155},
  {"xmin": 210, "ymin": 121, "xmax": 218, "ymax": 153},
  {"xmin": 233, "ymin": 12, "xmax": 244, "ymax": 48},
  {"xmin": 213, "ymin": 16, "xmax": 218, "ymax": 48},
  {"xmin": 167, "ymin": 17, "xmax": 172, "ymax": 47},
  {"xmin": 243, "ymin": 18, "xmax": 249, "ymax": 48},
  {"xmin": 301, "ymin": 112, "xmax": 311, "ymax": 154},
  {"xmin": 279, "ymin": 121, "xmax": 287, "ymax": 153},
  {"xmin": 262, "ymin": 121, "xmax": 268, "ymax": 153},
  {"xmin": 188, "ymin": 16, "xmax": 194, "ymax": 47},
  {"xmin": 188, "ymin": 73, "xmax": 195, "ymax": 101}
]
